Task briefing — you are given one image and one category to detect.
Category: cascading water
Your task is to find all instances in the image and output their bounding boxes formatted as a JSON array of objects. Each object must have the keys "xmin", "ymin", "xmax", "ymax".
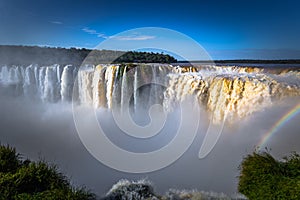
[
  {"xmin": 120, "ymin": 66, "xmax": 128, "ymax": 111},
  {"xmin": 133, "ymin": 66, "xmax": 139, "ymax": 112},
  {"xmin": 61, "ymin": 65, "xmax": 74, "ymax": 102},
  {"xmin": 0, "ymin": 64, "xmax": 78, "ymax": 103},
  {"xmin": 0, "ymin": 64, "xmax": 299, "ymax": 123},
  {"xmin": 44, "ymin": 66, "xmax": 59, "ymax": 102},
  {"xmin": 23, "ymin": 65, "xmax": 36, "ymax": 98}
]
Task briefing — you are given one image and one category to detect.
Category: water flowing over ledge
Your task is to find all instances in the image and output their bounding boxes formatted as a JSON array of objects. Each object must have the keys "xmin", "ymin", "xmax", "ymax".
[{"xmin": 0, "ymin": 64, "xmax": 299, "ymax": 123}]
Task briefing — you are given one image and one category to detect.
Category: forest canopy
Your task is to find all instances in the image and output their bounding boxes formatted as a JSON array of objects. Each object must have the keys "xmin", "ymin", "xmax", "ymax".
[{"xmin": 0, "ymin": 45, "xmax": 177, "ymax": 66}]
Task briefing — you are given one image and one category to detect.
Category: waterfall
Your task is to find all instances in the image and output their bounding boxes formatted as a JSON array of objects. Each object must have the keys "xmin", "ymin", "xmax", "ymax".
[
  {"xmin": 61, "ymin": 65, "xmax": 74, "ymax": 102},
  {"xmin": 2, "ymin": 66, "xmax": 10, "ymax": 83},
  {"xmin": 120, "ymin": 66, "xmax": 128, "ymax": 110},
  {"xmin": 23, "ymin": 65, "xmax": 36, "ymax": 98},
  {"xmin": 38, "ymin": 67, "xmax": 46, "ymax": 99},
  {"xmin": 0, "ymin": 64, "xmax": 77, "ymax": 103},
  {"xmin": 78, "ymin": 68, "xmax": 93, "ymax": 105},
  {"xmin": 133, "ymin": 66, "xmax": 139, "ymax": 112},
  {"xmin": 105, "ymin": 66, "xmax": 117, "ymax": 109},
  {"xmin": 0, "ymin": 64, "xmax": 299, "ymax": 123},
  {"xmin": 149, "ymin": 66, "xmax": 157, "ymax": 107},
  {"xmin": 43, "ymin": 66, "xmax": 59, "ymax": 102},
  {"xmin": 92, "ymin": 66, "xmax": 103, "ymax": 108}
]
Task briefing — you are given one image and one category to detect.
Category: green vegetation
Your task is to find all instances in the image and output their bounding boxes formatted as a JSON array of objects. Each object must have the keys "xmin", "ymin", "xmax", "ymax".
[
  {"xmin": 0, "ymin": 145, "xmax": 95, "ymax": 200},
  {"xmin": 114, "ymin": 51, "xmax": 176, "ymax": 64},
  {"xmin": 0, "ymin": 45, "xmax": 177, "ymax": 66},
  {"xmin": 2, "ymin": 143, "xmax": 299, "ymax": 199},
  {"xmin": 238, "ymin": 150, "xmax": 300, "ymax": 200}
]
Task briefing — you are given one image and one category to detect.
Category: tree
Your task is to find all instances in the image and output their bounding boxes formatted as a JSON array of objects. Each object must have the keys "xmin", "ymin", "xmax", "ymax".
[
  {"xmin": 0, "ymin": 45, "xmax": 177, "ymax": 66},
  {"xmin": 238, "ymin": 150, "xmax": 300, "ymax": 199},
  {"xmin": 0, "ymin": 145, "xmax": 95, "ymax": 200}
]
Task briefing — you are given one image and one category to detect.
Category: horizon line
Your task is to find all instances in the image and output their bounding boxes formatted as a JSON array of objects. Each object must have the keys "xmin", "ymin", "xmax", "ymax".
[{"xmin": 1, "ymin": 44, "xmax": 300, "ymax": 62}]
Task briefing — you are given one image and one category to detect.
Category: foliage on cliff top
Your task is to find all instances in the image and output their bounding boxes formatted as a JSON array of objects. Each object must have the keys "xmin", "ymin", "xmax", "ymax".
[{"xmin": 0, "ymin": 45, "xmax": 177, "ymax": 66}]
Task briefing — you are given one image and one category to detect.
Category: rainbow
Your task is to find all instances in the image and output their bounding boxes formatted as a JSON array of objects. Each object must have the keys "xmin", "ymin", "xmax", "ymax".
[{"xmin": 258, "ymin": 102, "xmax": 300, "ymax": 150}]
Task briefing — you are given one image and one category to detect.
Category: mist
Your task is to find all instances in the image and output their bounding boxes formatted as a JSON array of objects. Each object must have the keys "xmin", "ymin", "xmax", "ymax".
[{"xmin": 0, "ymin": 80, "xmax": 299, "ymax": 197}]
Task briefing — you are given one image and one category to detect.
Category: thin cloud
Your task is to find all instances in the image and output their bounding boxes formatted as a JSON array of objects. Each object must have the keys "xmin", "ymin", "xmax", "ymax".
[
  {"xmin": 82, "ymin": 27, "xmax": 108, "ymax": 39},
  {"xmin": 111, "ymin": 35, "xmax": 156, "ymax": 41},
  {"xmin": 82, "ymin": 27, "xmax": 97, "ymax": 34},
  {"xmin": 97, "ymin": 33, "xmax": 108, "ymax": 38},
  {"xmin": 82, "ymin": 27, "xmax": 155, "ymax": 41},
  {"xmin": 50, "ymin": 21, "xmax": 63, "ymax": 25}
]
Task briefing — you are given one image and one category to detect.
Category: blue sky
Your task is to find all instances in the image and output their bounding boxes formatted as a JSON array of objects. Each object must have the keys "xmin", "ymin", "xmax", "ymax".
[{"xmin": 0, "ymin": 0, "xmax": 299, "ymax": 60}]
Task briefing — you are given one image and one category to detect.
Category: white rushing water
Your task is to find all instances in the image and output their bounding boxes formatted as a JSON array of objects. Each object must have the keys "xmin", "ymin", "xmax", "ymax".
[
  {"xmin": 0, "ymin": 64, "xmax": 78, "ymax": 102},
  {"xmin": 0, "ymin": 63, "xmax": 299, "ymax": 124}
]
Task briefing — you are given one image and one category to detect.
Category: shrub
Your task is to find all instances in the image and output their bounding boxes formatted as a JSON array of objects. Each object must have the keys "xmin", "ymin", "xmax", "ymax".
[
  {"xmin": 0, "ymin": 144, "xmax": 95, "ymax": 200},
  {"xmin": 0, "ymin": 145, "xmax": 21, "ymax": 173},
  {"xmin": 238, "ymin": 151, "xmax": 300, "ymax": 199}
]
